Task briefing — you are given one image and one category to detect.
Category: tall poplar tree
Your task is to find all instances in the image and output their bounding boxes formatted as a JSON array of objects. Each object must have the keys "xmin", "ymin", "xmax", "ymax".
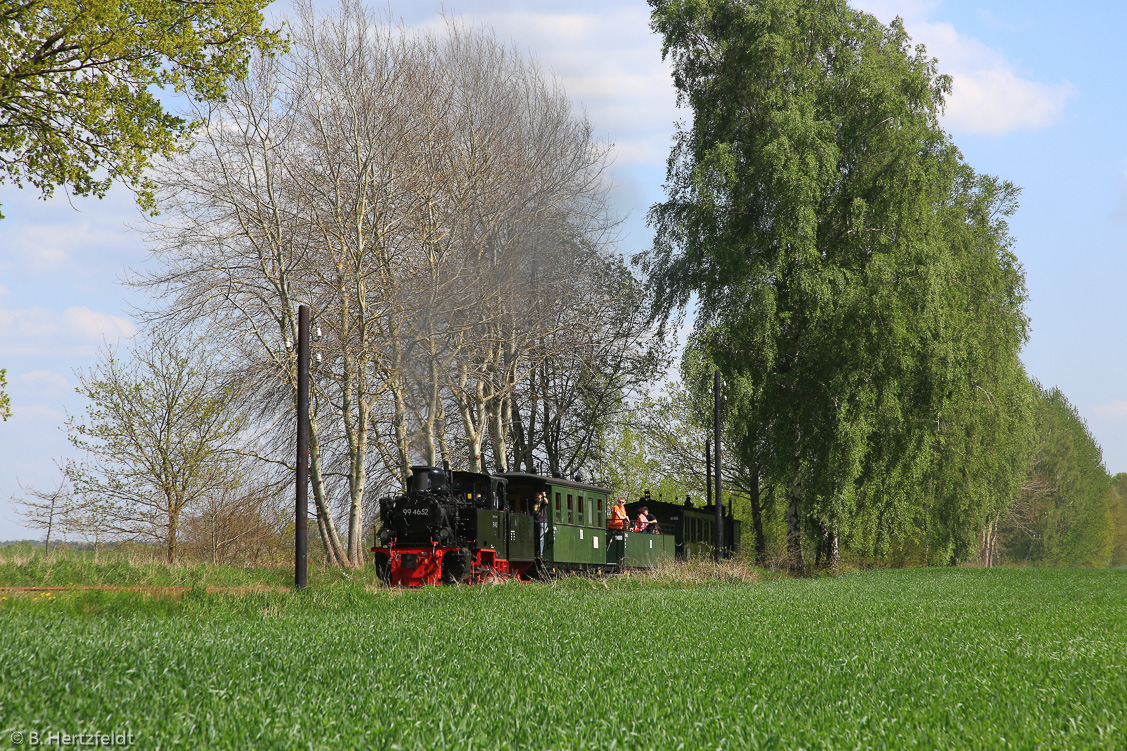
[{"xmin": 642, "ymin": 0, "xmax": 1031, "ymax": 570}]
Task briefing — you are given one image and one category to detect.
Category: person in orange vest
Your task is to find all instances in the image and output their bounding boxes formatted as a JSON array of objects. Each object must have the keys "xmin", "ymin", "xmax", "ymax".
[{"xmin": 609, "ymin": 498, "xmax": 628, "ymax": 530}]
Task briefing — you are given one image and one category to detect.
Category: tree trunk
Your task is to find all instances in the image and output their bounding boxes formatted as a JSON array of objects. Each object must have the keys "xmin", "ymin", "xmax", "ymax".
[
  {"xmin": 308, "ymin": 418, "xmax": 350, "ymax": 567},
  {"xmin": 786, "ymin": 477, "xmax": 805, "ymax": 575},
  {"xmin": 167, "ymin": 503, "xmax": 180, "ymax": 565},
  {"xmin": 390, "ymin": 380, "xmax": 412, "ymax": 486},
  {"xmin": 749, "ymin": 465, "xmax": 767, "ymax": 565},
  {"xmin": 488, "ymin": 389, "xmax": 509, "ymax": 473},
  {"xmin": 511, "ymin": 398, "xmax": 529, "ymax": 472},
  {"xmin": 979, "ymin": 513, "xmax": 999, "ymax": 568},
  {"xmin": 436, "ymin": 400, "xmax": 451, "ymax": 468},
  {"xmin": 44, "ymin": 497, "xmax": 55, "ymax": 557},
  {"xmin": 456, "ymin": 373, "xmax": 487, "ymax": 472},
  {"xmin": 827, "ymin": 525, "xmax": 840, "ymax": 576},
  {"xmin": 422, "ymin": 358, "xmax": 441, "ymax": 467},
  {"xmin": 315, "ymin": 510, "xmax": 333, "ymax": 563},
  {"xmin": 343, "ymin": 362, "xmax": 371, "ymax": 568}
]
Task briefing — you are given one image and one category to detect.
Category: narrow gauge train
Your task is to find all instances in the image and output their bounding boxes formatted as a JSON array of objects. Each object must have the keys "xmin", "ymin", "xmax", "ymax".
[{"xmin": 372, "ymin": 465, "xmax": 741, "ymax": 586}]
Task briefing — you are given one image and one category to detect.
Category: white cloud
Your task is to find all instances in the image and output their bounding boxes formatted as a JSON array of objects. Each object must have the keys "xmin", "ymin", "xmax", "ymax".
[
  {"xmin": 63, "ymin": 306, "xmax": 135, "ymax": 341},
  {"xmin": 426, "ymin": 2, "xmax": 1072, "ymax": 151},
  {"xmin": 945, "ymin": 69, "xmax": 1073, "ymax": 135},
  {"xmin": 915, "ymin": 21, "xmax": 1074, "ymax": 135},
  {"xmin": 852, "ymin": 1, "xmax": 1073, "ymax": 136},
  {"xmin": 1, "ymin": 224, "xmax": 84, "ymax": 273},
  {"xmin": 10, "ymin": 403, "xmax": 67, "ymax": 423},
  {"xmin": 1093, "ymin": 400, "xmax": 1127, "ymax": 419},
  {"xmin": 0, "ymin": 181, "xmax": 146, "ymax": 276},
  {"xmin": 0, "ymin": 303, "xmax": 135, "ymax": 357},
  {"xmin": 0, "ymin": 304, "xmax": 60, "ymax": 340},
  {"xmin": 18, "ymin": 370, "xmax": 71, "ymax": 394}
]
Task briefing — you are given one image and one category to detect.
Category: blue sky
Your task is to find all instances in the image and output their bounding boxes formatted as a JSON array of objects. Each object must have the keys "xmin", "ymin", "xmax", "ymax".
[{"xmin": 2, "ymin": 0, "xmax": 1125, "ymax": 539}]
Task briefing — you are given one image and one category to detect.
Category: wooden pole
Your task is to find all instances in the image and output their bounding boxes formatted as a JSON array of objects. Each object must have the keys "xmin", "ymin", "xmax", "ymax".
[
  {"xmin": 705, "ymin": 439, "xmax": 712, "ymax": 507},
  {"xmin": 295, "ymin": 305, "xmax": 309, "ymax": 590},
  {"xmin": 714, "ymin": 370, "xmax": 723, "ymax": 562}
]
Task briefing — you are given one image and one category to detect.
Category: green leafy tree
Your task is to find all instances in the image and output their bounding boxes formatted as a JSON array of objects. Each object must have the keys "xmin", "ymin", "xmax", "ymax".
[
  {"xmin": 602, "ymin": 381, "xmax": 714, "ymax": 506},
  {"xmin": 65, "ymin": 330, "xmax": 246, "ymax": 564},
  {"xmin": 902, "ymin": 173, "xmax": 1035, "ymax": 566},
  {"xmin": 1107, "ymin": 474, "xmax": 1127, "ymax": 567},
  {"xmin": 679, "ymin": 343, "xmax": 776, "ymax": 563},
  {"xmin": 0, "ymin": 368, "xmax": 9, "ymax": 421},
  {"xmin": 642, "ymin": 0, "xmax": 1031, "ymax": 571},
  {"xmin": 1002, "ymin": 385, "xmax": 1112, "ymax": 567},
  {"xmin": 600, "ymin": 424, "xmax": 653, "ymax": 503},
  {"xmin": 0, "ymin": 0, "xmax": 282, "ymax": 217}
]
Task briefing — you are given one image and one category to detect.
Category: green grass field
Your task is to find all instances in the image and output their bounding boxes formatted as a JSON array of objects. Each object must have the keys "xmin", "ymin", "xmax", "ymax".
[{"xmin": 1, "ymin": 566, "xmax": 1124, "ymax": 750}]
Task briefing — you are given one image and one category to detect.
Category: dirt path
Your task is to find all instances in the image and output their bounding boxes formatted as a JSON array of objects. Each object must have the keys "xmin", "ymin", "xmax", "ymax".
[{"xmin": 0, "ymin": 585, "xmax": 290, "ymax": 598}]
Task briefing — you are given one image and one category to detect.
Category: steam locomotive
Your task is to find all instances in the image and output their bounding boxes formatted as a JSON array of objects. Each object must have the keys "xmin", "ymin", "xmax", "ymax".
[{"xmin": 372, "ymin": 465, "xmax": 741, "ymax": 586}]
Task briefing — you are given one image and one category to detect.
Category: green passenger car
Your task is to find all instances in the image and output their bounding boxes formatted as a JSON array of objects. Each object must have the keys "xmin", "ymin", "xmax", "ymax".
[
  {"xmin": 606, "ymin": 529, "xmax": 676, "ymax": 569},
  {"xmin": 626, "ymin": 498, "xmax": 741, "ymax": 561},
  {"xmin": 504, "ymin": 473, "xmax": 611, "ymax": 572}
]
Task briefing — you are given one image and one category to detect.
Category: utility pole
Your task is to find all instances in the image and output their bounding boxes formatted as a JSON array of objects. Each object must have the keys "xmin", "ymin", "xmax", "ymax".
[
  {"xmin": 295, "ymin": 304, "xmax": 310, "ymax": 590},
  {"xmin": 714, "ymin": 370, "xmax": 723, "ymax": 563},
  {"xmin": 705, "ymin": 439, "xmax": 712, "ymax": 507}
]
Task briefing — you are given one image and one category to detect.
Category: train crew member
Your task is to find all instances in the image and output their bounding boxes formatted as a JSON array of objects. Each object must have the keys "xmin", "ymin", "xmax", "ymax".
[
  {"xmin": 533, "ymin": 491, "xmax": 549, "ymax": 557},
  {"xmin": 609, "ymin": 498, "xmax": 628, "ymax": 529}
]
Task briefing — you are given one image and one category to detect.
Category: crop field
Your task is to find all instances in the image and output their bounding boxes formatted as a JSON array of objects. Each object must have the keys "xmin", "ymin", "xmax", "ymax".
[{"xmin": 0, "ymin": 567, "xmax": 1124, "ymax": 750}]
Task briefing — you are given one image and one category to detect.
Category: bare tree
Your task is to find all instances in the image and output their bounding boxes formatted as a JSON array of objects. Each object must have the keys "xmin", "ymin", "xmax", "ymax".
[
  {"xmin": 422, "ymin": 24, "xmax": 624, "ymax": 475},
  {"xmin": 11, "ymin": 473, "xmax": 71, "ymax": 555},
  {"xmin": 512, "ymin": 254, "xmax": 668, "ymax": 477},
  {"xmin": 139, "ymin": 1, "xmax": 631, "ymax": 567},
  {"xmin": 181, "ymin": 463, "xmax": 287, "ymax": 566},
  {"xmin": 61, "ymin": 474, "xmax": 117, "ymax": 563}
]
